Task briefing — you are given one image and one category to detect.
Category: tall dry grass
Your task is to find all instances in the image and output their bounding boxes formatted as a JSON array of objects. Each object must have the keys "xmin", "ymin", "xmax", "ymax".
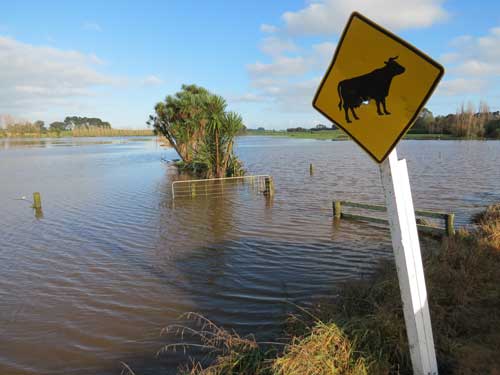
[
  {"xmin": 71, "ymin": 127, "xmax": 153, "ymax": 137},
  {"xmin": 472, "ymin": 203, "xmax": 500, "ymax": 249},
  {"xmin": 0, "ymin": 127, "xmax": 153, "ymax": 138},
  {"xmin": 161, "ymin": 313, "xmax": 278, "ymax": 375},
  {"xmin": 273, "ymin": 321, "xmax": 371, "ymax": 375}
]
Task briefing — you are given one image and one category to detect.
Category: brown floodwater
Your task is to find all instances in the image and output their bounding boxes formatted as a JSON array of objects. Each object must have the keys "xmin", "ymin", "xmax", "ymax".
[{"xmin": 0, "ymin": 136, "xmax": 499, "ymax": 374}]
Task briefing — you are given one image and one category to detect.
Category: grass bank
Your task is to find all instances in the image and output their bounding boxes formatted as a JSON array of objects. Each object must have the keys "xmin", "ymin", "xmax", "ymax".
[
  {"xmin": 0, "ymin": 128, "xmax": 153, "ymax": 138},
  {"xmin": 155, "ymin": 204, "xmax": 499, "ymax": 375},
  {"xmin": 244, "ymin": 129, "xmax": 470, "ymax": 141},
  {"xmin": 245, "ymin": 129, "xmax": 347, "ymax": 140}
]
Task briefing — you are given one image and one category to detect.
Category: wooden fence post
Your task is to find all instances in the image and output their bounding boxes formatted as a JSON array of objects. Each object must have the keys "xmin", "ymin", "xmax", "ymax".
[
  {"xmin": 333, "ymin": 201, "xmax": 342, "ymax": 219},
  {"xmin": 264, "ymin": 177, "xmax": 274, "ymax": 197},
  {"xmin": 33, "ymin": 192, "xmax": 42, "ymax": 209},
  {"xmin": 446, "ymin": 213, "xmax": 455, "ymax": 236}
]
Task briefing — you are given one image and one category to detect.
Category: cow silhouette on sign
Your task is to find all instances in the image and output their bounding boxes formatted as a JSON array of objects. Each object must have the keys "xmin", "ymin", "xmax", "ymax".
[{"xmin": 337, "ymin": 56, "xmax": 405, "ymax": 123}]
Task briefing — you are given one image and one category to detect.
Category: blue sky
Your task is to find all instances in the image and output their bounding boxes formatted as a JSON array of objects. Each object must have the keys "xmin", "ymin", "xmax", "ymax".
[{"xmin": 1, "ymin": 0, "xmax": 499, "ymax": 129}]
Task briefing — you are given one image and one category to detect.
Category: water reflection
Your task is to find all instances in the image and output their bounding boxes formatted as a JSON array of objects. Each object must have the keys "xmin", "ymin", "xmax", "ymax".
[
  {"xmin": 0, "ymin": 137, "xmax": 154, "ymax": 150},
  {"xmin": 33, "ymin": 207, "xmax": 44, "ymax": 220}
]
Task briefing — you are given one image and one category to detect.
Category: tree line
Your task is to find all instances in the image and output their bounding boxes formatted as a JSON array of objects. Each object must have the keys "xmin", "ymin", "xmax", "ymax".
[
  {"xmin": 282, "ymin": 101, "xmax": 499, "ymax": 139},
  {"xmin": 411, "ymin": 101, "xmax": 500, "ymax": 139},
  {"xmin": 48, "ymin": 117, "xmax": 112, "ymax": 132},
  {"xmin": 1, "ymin": 116, "xmax": 112, "ymax": 134},
  {"xmin": 286, "ymin": 124, "xmax": 337, "ymax": 133}
]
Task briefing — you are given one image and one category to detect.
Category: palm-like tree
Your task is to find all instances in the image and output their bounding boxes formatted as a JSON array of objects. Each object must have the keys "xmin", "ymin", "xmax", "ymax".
[
  {"xmin": 221, "ymin": 111, "xmax": 244, "ymax": 175},
  {"xmin": 205, "ymin": 95, "xmax": 228, "ymax": 178},
  {"xmin": 148, "ymin": 84, "xmax": 209, "ymax": 163},
  {"xmin": 149, "ymin": 85, "xmax": 244, "ymax": 178}
]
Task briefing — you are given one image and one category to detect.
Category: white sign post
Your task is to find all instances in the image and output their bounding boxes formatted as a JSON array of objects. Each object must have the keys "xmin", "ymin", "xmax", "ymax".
[
  {"xmin": 380, "ymin": 148, "xmax": 438, "ymax": 375},
  {"xmin": 312, "ymin": 12, "xmax": 444, "ymax": 374}
]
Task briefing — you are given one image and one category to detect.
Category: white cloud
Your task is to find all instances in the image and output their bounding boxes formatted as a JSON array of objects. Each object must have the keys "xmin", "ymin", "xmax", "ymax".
[
  {"xmin": 14, "ymin": 85, "xmax": 93, "ymax": 97},
  {"xmin": 448, "ymin": 27, "xmax": 500, "ymax": 66},
  {"xmin": 260, "ymin": 24, "xmax": 279, "ymax": 33},
  {"xmin": 234, "ymin": 78, "xmax": 321, "ymax": 113},
  {"xmin": 141, "ymin": 75, "xmax": 163, "ymax": 86},
  {"xmin": 455, "ymin": 60, "xmax": 500, "ymax": 76},
  {"xmin": 244, "ymin": 38, "xmax": 336, "ymax": 110},
  {"xmin": 312, "ymin": 42, "xmax": 336, "ymax": 66},
  {"xmin": 248, "ymin": 56, "xmax": 309, "ymax": 78},
  {"xmin": 230, "ymin": 93, "xmax": 268, "ymax": 103},
  {"xmin": 0, "ymin": 36, "xmax": 119, "ymax": 116},
  {"xmin": 437, "ymin": 78, "xmax": 486, "ymax": 96},
  {"xmin": 450, "ymin": 35, "xmax": 472, "ymax": 47},
  {"xmin": 248, "ymin": 1, "xmax": 442, "ymax": 115},
  {"xmin": 242, "ymin": 1, "xmax": 500, "ymax": 123},
  {"xmin": 266, "ymin": 78, "xmax": 321, "ymax": 112},
  {"xmin": 260, "ymin": 36, "xmax": 297, "ymax": 57},
  {"xmin": 283, "ymin": 0, "xmax": 448, "ymax": 35},
  {"xmin": 439, "ymin": 52, "xmax": 459, "ymax": 64},
  {"xmin": 437, "ymin": 26, "xmax": 500, "ymax": 97},
  {"xmin": 248, "ymin": 39, "xmax": 335, "ymax": 80},
  {"xmin": 82, "ymin": 21, "xmax": 102, "ymax": 32}
]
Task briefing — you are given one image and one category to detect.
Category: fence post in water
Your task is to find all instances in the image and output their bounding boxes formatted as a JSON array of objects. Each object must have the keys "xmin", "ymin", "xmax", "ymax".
[
  {"xmin": 33, "ymin": 192, "xmax": 42, "ymax": 209},
  {"xmin": 446, "ymin": 213, "xmax": 455, "ymax": 236},
  {"xmin": 264, "ymin": 177, "xmax": 274, "ymax": 197},
  {"xmin": 309, "ymin": 163, "xmax": 314, "ymax": 175},
  {"xmin": 333, "ymin": 201, "xmax": 342, "ymax": 219}
]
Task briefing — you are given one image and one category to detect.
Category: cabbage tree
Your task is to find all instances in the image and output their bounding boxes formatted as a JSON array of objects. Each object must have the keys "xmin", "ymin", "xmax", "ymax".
[{"xmin": 148, "ymin": 84, "xmax": 244, "ymax": 177}]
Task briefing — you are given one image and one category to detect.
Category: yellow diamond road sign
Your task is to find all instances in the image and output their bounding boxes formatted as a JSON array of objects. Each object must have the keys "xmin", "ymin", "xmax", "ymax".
[{"xmin": 313, "ymin": 12, "xmax": 444, "ymax": 163}]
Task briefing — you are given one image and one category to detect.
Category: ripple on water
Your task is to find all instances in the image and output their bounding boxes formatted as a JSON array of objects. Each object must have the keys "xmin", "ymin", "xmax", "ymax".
[{"xmin": 0, "ymin": 137, "xmax": 498, "ymax": 374}]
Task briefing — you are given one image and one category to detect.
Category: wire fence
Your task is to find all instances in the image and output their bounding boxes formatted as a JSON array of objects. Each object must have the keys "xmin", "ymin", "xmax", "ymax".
[{"xmin": 171, "ymin": 175, "xmax": 272, "ymax": 200}]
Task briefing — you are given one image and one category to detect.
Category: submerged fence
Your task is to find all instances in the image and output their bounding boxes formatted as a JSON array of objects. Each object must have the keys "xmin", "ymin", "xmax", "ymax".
[
  {"xmin": 171, "ymin": 175, "xmax": 274, "ymax": 200},
  {"xmin": 333, "ymin": 200, "xmax": 455, "ymax": 236}
]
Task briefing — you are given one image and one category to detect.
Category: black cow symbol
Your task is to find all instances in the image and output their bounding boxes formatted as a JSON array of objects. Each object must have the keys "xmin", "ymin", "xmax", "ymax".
[{"xmin": 337, "ymin": 56, "xmax": 405, "ymax": 123}]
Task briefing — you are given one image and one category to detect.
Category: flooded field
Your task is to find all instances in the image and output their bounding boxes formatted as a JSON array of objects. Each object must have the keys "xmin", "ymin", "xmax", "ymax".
[{"xmin": 0, "ymin": 136, "xmax": 499, "ymax": 374}]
